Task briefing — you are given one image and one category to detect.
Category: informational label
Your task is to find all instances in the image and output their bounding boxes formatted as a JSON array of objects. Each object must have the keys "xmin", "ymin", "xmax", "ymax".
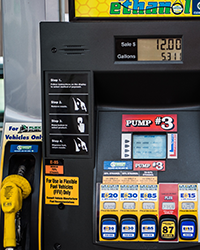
[
  {"xmin": 50, "ymin": 135, "xmax": 89, "ymax": 155},
  {"xmin": 3, "ymin": 123, "xmax": 42, "ymax": 142},
  {"xmin": 104, "ymin": 161, "xmax": 132, "ymax": 170},
  {"xmin": 179, "ymin": 184, "xmax": 197, "ymax": 201},
  {"xmin": 159, "ymin": 183, "xmax": 178, "ymax": 215},
  {"xmin": 45, "ymin": 159, "xmax": 64, "ymax": 175},
  {"xmin": 179, "ymin": 191, "xmax": 197, "ymax": 201},
  {"xmin": 122, "ymin": 114, "xmax": 177, "ymax": 132},
  {"xmin": 140, "ymin": 189, "xmax": 158, "ymax": 201},
  {"xmin": 121, "ymin": 133, "xmax": 132, "ymax": 159},
  {"xmin": 134, "ymin": 160, "xmax": 165, "ymax": 171},
  {"xmin": 50, "ymin": 115, "xmax": 88, "ymax": 134},
  {"xmin": 74, "ymin": 0, "xmax": 199, "ymax": 18},
  {"xmin": 45, "ymin": 176, "xmax": 79, "ymax": 205},
  {"xmin": 139, "ymin": 175, "xmax": 158, "ymax": 184},
  {"xmin": 168, "ymin": 134, "xmax": 178, "ymax": 159},
  {"xmin": 115, "ymin": 38, "xmax": 182, "ymax": 61},
  {"xmin": 103, "ymin": 171, "xmax": 157, "ymax": 184},
  {"xmin": 10, "ymin": 144, "xmax": 38, "ymax": 153},
  {"xmin": 47, "ymin": 73, "xmax": 89, "ymax": 155},
  {"xmin": 120, "ymin": 184, "xmax": 138, "ymax": 201},
  {"xmin": 100, "ymin": 185, "xmax": 119, "ymax": 201},
  {"xmin": 115, "ymin": 38, "xmax": 137, "ymax": 61},
  {"xmin": 49, "ymin": 95, "xmax": 88, "ymax": 114}
]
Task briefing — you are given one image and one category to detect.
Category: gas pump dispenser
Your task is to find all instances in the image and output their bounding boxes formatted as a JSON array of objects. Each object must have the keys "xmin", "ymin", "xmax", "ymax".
[{"xmin": 40, "ymin": 1, "xmax": 200, "ymax": 250}]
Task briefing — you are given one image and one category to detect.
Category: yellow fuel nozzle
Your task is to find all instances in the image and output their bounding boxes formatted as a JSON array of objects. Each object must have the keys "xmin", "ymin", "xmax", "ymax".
[{"xmin": 0, "ymin": 174, "xmax": 31, "ymax": 248}]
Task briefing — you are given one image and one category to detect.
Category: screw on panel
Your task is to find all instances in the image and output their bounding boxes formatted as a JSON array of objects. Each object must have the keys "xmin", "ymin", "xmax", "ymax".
[
  {"xmin": 54, "ymin": 243, "xmax": 61, "ymax": 250},
  {"xmin": 51, "ymin": 47, "xmax": 57, "ymax": 53},
  {"xmin": 58, "ymin": 202, "xmax": 65, "ymax": 210}
]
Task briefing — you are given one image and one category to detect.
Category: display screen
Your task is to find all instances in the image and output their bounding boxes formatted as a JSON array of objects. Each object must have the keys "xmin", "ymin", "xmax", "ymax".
[
  {"xmin": 133, "ymin": 134, "xmax": 166, "ymax": 159},
  {"xmin": 162, "ymin": 202, "xmax": 175, "ymax": 210},
  {"xmin": 115, "ymin": 38, "xmax": 182, "ymax": 62},
  {"xmin": 181, "ymin": 202, "xmax": 195, "ymax": 210},
  {"xmin": 123, "ymin": 202, "xmax": 135, "ymax": 210},
  {"xmin": 142, "ymin": 202, "xmax": 155, "ymax": 209},
  {"xmin": 103, "ymin": 202, "xmax": 116, "ymax": 209}
]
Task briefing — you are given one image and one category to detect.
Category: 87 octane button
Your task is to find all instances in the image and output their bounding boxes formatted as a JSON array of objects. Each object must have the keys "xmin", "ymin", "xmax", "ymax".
[{"xmin": 160, "ymin": 217, "xmax": 177, "ymax": 240}]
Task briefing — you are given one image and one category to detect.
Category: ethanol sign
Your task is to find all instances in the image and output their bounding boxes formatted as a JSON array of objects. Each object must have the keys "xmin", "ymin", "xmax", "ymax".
[{"xmin": 75, "ymin": 0, "xmax": 200, "ymax": 18}]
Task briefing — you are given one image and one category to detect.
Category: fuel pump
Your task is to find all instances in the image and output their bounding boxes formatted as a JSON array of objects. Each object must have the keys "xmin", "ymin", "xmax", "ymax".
[{"xmin": 40, "ymin": 14, "xmax": 200, "ymax": 250}]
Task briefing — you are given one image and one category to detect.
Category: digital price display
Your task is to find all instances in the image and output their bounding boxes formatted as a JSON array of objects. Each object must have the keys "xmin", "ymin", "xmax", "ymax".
[
  {"xmin": 181, "ymin": 202, "xmax": 195, "ymax": 210},
  {"xmin": 162, "ymin": 202, "xmax": 175, "ymax": 210},
  {"xmin": 103, "ymin": 202, "xmax": 116, "ymax": 210},
  {"xmin": 142, "ymin": 202, "xmax": 155, "ymax": 209},
  {"xmin": 133, "ymin": 134, "xmax": 166, "ymax": 159},
  {"xmin": 115, "ymin": 38, "xmax": 182, "ymax": 62},
  {"xmin": 123, "ymin": 202, "xmax": 135, "ymax": 210}
]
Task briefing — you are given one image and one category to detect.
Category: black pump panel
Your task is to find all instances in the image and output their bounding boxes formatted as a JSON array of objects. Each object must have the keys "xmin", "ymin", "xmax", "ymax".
[{"xmin": 40, "ymin": 21, "xmax": 200, "ymax": 250}]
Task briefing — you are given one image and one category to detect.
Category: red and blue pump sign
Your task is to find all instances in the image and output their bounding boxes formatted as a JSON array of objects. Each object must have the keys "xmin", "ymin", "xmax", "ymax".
[{"xmin": 122, "ymin": 114, "xmax": 177, "ymax": 132}]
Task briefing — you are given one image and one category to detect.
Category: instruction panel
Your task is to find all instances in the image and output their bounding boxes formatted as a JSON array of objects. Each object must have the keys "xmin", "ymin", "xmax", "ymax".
[{"xmin": 46, "ymin": 73, "xmax": 90, "ymax": 155}]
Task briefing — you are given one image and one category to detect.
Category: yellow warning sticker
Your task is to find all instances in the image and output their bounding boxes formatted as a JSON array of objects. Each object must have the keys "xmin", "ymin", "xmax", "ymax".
[{"xmin": 45, "ymin": 176, "xmax": 79, "ymax": 206}]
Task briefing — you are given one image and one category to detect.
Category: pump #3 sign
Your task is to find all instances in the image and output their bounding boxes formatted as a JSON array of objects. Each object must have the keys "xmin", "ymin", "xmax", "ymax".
[{"xmin": 122, "ymin": 114, "xmax": 177, "ymax": 132}]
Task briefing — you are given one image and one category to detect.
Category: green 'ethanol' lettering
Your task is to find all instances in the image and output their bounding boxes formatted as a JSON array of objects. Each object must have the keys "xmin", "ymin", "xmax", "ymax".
[{"xmin": 110, "ymin": 0, "xmax": 191, "ymax": 15}]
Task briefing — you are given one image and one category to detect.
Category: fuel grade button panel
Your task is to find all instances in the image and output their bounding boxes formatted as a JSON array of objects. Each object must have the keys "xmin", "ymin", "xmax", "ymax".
[
  {"xmin": 159, "ymin": 217, "xmax": 177, "ymax": 240},
  {"xmin": 140, "ymin": 216, "xmax": 157, "ymax": 240},
  {"xmin": 120, "ymin": 216, "xmax": 138, "ymax": 240},
  {"xmin": 179, "ymin": 217, "xmax": 197, "ymax": 240},
  {"xmin": 101, "ymin": 216, "xmax": 118, "ymax": 240}
]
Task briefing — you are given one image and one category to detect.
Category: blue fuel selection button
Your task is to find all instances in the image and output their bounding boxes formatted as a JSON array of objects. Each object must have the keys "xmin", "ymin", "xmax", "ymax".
[
  {"xmin": 120, "ymin": 216, "xmax": 137, "ymax": 240},
  {"xmin": 140, "ymin": 217, "xmax": 157, "ymax": 240},
  {"xmin": 101, "ymin": 216, "xmax": 118, "ymax": 240},
  {"xmin": 180, "ymin": 218, "xmax": 197, "ymax": 240}
]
